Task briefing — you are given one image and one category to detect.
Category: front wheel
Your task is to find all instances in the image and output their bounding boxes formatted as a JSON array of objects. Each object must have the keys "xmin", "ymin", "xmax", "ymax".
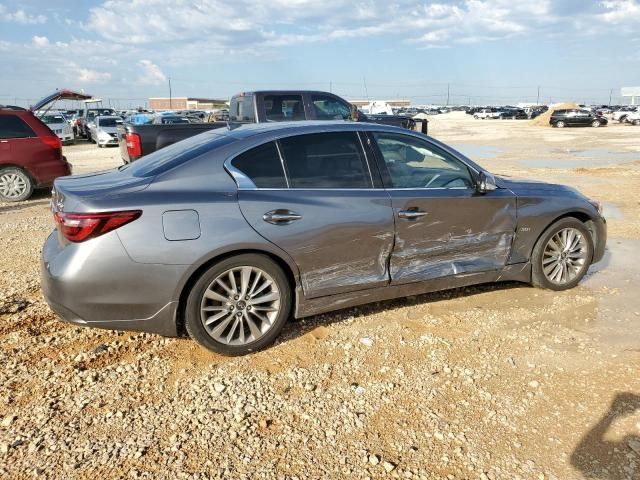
[
  {"xmin": 185, "ymin": 254, "xmax": 292, "ymax": 355},
  {"xmin": 531, "ymin": 218, "xmax": 593, "ymax": 291},
  {"xmin": 555, "ymin": 121, "xmax": 566, "ymax": 128},
  {"xmin": 591, "ymin": 120, "xmax": 601, "ymax": 128},
  {"xmin": 0, "ymin": 167, "xmax": 33, "ymax": 202}
]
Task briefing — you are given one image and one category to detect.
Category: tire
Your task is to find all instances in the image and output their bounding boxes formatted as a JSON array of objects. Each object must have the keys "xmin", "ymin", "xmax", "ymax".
[
  {"xmin": 531, "ymin": 218, "xmax": 594, "ymax": 291},
  {"xmin": 619, "ymin": 115, "xmax": 627, "ymax": 124},
  {"xmin": 0, "ymin": 167, "xmax": 34, "ymax": 202},
  {"xmin": 555, "ymin": 121, "xmax": 565, "ymax": 128},
  {"xmin": 633, "ymin": 119, "xmax": 640, "ymax": 126},
  {"xmin": 591, "ymin": 120, "xmax": 601, "ymax": 128},
  {"xmin": 473, "ymin": 115, "xmax": 479, "ymax": 119},
  {"xmin": 184, "ymin": 254, "xmax": 292, "ymax": 355}
]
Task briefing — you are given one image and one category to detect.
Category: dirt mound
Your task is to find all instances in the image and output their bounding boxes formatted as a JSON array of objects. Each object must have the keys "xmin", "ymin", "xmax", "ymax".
[{"xmin": 530, "ymin": 102, "xmax": 580, "ymax": 127}]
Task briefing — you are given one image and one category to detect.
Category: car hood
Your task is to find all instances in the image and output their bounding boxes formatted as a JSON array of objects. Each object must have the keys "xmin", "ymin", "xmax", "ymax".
[
  {"xmin": 496, "ymin": 176, "xmax": 584, "ymax": 197},
  {"xmin": 97, "ymin": 127, "xmax": 119, "ymax": 133}
]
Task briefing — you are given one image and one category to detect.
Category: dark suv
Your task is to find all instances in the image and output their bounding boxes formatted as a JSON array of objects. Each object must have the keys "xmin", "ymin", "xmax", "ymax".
[
  {"xmin": 0, "ymin": 106, "xmax": 72, "ymax": 202},
  {"xmin": 550, "ymin": 109, "xmax": 607, "ymax": 128}
]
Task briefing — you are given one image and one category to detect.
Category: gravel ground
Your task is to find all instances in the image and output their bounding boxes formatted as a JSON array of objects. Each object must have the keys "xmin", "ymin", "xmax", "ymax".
[{"xmin": 1, "ymin": 114, "xmax": 639, "ymax": 479}]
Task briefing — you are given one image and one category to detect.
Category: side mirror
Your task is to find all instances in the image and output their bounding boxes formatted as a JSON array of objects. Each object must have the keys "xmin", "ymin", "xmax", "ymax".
[{"xmin": 477, "ymin": 172, "xmax": 497, "ymax": 193}]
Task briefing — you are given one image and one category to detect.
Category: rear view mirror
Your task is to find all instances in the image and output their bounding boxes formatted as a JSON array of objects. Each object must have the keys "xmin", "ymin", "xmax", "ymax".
[{"xmin": 477, "ymin": 172, "xmax": 497, "ymax": 193}]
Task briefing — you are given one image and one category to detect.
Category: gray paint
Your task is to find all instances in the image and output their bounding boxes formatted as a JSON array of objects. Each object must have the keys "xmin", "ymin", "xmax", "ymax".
[{"xmin": 41, "ymin": 121, "xmax": 607, "ymax": 338}]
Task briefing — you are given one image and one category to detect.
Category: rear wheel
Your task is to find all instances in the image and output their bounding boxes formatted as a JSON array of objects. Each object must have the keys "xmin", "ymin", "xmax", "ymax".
[
  {"xmin": 633, "ymin": 119, "xmax": 640, "ymax": 126},
  {"xmin": 185, "ymin": 254, "xmax": 292, "ymax": 355},
  {"xmin": 0, "ymin": 167, "xmax": 33, "ymax": 202},
  {"xmin": 531, "ymin": 218, "xmax": 593, "ymax": 291}
]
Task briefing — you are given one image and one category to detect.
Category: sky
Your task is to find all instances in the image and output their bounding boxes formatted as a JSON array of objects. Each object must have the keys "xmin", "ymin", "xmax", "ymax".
[{"xmin": 0, "ymin": 0, "xmax": 639, "ymax": 108}]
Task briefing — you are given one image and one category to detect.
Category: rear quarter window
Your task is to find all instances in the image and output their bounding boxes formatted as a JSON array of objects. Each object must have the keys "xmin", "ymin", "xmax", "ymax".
[
  {"xmin": 231, "ymin": 142, "xmax": 287, "ymax": 188},
  {"xmin": 0, "ymin": 115, "xmax": 36, "ymax": 139}
]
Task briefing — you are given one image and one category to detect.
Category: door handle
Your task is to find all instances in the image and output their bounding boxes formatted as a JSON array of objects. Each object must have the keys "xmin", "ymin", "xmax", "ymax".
[
  {"xmin": 263, "ymin": 210, "xmax": 302, "ymax": 224},
  {"xmin": 398, "ymin": 209, "xmax": 428, "ymax": 220}
]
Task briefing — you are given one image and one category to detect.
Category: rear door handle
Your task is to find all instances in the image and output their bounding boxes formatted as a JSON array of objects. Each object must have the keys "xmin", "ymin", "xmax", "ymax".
[
  {"xmin": 398, "ymin": 209, "xmax": 428, "ymax": 220},
  {"xmin": 263, "ymin": 210, "xmax": 302, "ymax": 224}
]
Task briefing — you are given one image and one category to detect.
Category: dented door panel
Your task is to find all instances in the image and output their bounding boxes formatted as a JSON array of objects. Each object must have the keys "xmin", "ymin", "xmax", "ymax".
[
  {"xmin": 237, "ymin": 189, "xmax": 394, "ymax": 298},
  {"xmin": 389, "ymin": 188, "xmax": 517, "ymax": 284}
]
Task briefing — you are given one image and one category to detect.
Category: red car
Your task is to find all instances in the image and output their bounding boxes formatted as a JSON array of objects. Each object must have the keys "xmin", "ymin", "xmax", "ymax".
[{"xmin": 0, "ymin": 90, "xmax": 91, "ymax": 202}]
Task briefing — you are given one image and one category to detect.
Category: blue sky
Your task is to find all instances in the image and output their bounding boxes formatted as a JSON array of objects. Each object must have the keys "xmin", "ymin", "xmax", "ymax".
[{"xmin": 0, "ymin": 0, "xmax": 638, "ymax": 108}]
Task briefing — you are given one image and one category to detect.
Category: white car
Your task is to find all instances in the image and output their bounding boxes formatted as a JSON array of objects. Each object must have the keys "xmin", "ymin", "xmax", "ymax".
[
  {"xmin": 473, "ymin": 108, "xmax": 500, "ymax": 119},
  {"xmin": 612, "ymin": 107, "xmax": 639, "ymax": 123},
  {"xmin": 40, "ymin": 112, "xmax": 74, "ymax": 144},
  {"xmin": 89, "ymin": 116, "xmax": 123, "ymax": 147},
  {"xmin": 625, "ymin": 111, "xmax": 640, "ymax": 126}
]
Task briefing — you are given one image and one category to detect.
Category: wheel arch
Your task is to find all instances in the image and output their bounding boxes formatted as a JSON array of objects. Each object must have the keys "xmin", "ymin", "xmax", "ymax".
[
  {"xmin": 530, "ymin": 211, "xmax": 598, "ymax": 261},
  {"xmin": 0, "ymin": 163, "xmax": 36, "ymax": 183},
  {"xmin": 175, "ymin": 248, "xmax": 299, "ymax": 337}
]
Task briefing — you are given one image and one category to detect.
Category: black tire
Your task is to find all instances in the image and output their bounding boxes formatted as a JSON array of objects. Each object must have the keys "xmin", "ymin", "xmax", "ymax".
[
  {"xmin": 0, "ymin": 167, "xmax": 34, "ymax": 202},
  {"xmin": 634, "ymin": 119, "xmax": 640, "ymax": 126},
  {"xmin": 619, "ymin": 115, "xmax": 627, "ymax": 124},
  {"xmin": 531, "ymin": 217, "xmax": 594, "ymax": 291},
  {"xmin": 591, "ymin": 120, "xmax": 601, "ymax": 128},
  {"xmin": 555, "ymin": 121, "xmax": 565, "ymax": 128},
  {"xmin": 184, "ymin": 254, "xmax": 292, "ymax": 355}
]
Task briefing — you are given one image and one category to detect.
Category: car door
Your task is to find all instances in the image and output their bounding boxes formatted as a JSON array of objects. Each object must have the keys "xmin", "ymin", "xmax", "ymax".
[
  {"xmin": 232, "ymin": 130, "xmax": 395, "ymax": 298},
  {"xmin": 368, "ymin": 131, "xmax": 517, "ymax": 284}
]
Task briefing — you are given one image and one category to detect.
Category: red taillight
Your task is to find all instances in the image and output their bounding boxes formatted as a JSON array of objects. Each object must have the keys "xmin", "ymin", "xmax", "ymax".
[
  {"xmin": 53, "ymin": 210, "xmax": 141, "ymax": 243},
  {"xmin": 42, "ymin": 135, "xmax": 61, "ymax": 150},
  {"xmin": 125, "ymin": 132, "xmax": 142, "ymax": 157}
]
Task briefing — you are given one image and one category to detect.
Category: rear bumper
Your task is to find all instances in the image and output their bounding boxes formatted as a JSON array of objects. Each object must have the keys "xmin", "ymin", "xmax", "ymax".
[{"xmin": 40, "ymin": 230, "xmax": 185, "ymax": 337}]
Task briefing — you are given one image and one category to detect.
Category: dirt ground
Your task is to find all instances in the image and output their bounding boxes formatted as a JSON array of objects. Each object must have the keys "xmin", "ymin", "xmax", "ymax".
[{"xmin": 1, "ymin": 113, "xmax": 639, "ymax": 479}]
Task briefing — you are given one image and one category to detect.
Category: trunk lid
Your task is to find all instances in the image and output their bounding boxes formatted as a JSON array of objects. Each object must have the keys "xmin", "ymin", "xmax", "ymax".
[{"xmin": 52, "ymin": 168, "xmax": 152, "ymax": 212}]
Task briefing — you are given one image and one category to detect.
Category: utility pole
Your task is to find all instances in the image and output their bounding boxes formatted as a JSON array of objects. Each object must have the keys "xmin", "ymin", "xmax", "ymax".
[
  {"xmin": 609, "ymin": 88, "xmax": 613, "ymax": 106},
  {"xmin": 329, "ymin": 81, "xmax": 332, "ymax": 93},
  {"xmin": 363, "ymin": 76, "xmax": 369, "ymax": 100},
  {"xmin": 536, "ymin": 86, "xmax": 540, "ymax": 105},
  {"xmin": 168, "ymin": 77, "xmax": 172, "ymax": 110},
  {"xmin": 446, "ymin": 83, "xmax": 450, "ymax": 106}
]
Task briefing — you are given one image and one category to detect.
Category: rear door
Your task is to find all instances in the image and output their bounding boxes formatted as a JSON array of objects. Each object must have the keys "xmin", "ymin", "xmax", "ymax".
[
  {"xmin": 232, "ymin": 131, "xmax": 395, "ymax": 298},
  {"xmin": 368, "ymin": 131, "xmax": 517, "ymax": 284}
]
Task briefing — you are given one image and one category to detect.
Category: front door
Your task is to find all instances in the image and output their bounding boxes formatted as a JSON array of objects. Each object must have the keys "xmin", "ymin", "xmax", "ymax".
[
  {"xmin": 368, "ymin": 131, "xmax": 517, "ymax": 284},
  {"xmin": 233, "ymin": 131, "xmax": 394, "ymax": 298}
]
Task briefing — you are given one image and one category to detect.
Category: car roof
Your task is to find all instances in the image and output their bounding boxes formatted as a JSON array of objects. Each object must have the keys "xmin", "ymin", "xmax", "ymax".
[{"xmin": 225, "ymin": 120, "xmax": 402, "ymax": 138}]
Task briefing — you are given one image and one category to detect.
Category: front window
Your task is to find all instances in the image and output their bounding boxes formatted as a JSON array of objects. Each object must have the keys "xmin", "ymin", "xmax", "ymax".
[
  {"xmin": 372, "ymin": 133, "xmax": 473, "ymax": 189},
  {"xmin": 311, "ymin": 95, "xmax": 352, "ymax": 120},
  {"xmin": 278, "ymin": 132, "xmax": 371, "ymax": 188}
]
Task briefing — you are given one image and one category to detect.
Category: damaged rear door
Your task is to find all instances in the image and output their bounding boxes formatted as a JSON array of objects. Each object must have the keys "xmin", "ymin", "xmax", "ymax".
[
  {"xmin": 369, "ymin": 132, "xmax": 516, "ymax": 284},
  {"xmin": 232, "ymin": 131, "xmax": 394, "ymax": 299}
]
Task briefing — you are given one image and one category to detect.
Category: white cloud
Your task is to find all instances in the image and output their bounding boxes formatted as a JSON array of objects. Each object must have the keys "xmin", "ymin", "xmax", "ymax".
[
  {"xmin": 77, "ymin": 68, "xmax": 112, "ymax": 83},
  {"xmin": 0, "ymin": 5, "xmax": 47, "ymax": 24},
  {"xmin": 137, "ymin": 59, "xmax": 167, "ymax": 85},
  {"xmin": 31, "ymin": 36, "xmax": 49, "ymax": 47}
]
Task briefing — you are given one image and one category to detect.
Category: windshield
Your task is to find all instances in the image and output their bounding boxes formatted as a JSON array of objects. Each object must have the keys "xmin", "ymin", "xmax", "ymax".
[
  {"xmin": 122, "ymin": 129, "xmax": 237, "ymax": 177},
  {"xmin": 99, "ymin": 118, "xmax": 123, "ymax": 127},
  {"xmin": 41, "ymin": 115, "xmax": 66, "ymax": 124}
]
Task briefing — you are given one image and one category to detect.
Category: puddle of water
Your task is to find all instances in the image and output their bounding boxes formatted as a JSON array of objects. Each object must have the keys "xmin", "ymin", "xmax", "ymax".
[
  {"xmin": 580, "ymin": 238, "xmax": 640, "ymax": 351},
  {"xmin": 601, "ymin": 202, "xmax": 623, "ymax": 220},
  {"xmin": 521, "ymin": 149, "xmax": 640, "ymax": 169},
  {"xmin": 450, "ymin": 144, "xmax": 500, "ymax": 160}
]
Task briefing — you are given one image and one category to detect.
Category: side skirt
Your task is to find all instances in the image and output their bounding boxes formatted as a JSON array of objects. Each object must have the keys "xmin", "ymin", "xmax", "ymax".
[{"xmin": 294, "ymin": 262, "xmax": 531, "ymax": 319}]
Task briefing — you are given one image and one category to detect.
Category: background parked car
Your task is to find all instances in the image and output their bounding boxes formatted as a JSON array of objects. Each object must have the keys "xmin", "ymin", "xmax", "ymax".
[
  {"xmin": 89, "ymin": 116, "xmax": 124, "ymax": 147},
  {"xmin": 0, "ymin": 105, "xmax": 71, "ymax": 202},
  {"xmin": 39, "ymin": 112, "xmax": 74, "ymax": 144},
  {"xmin": 473, "ymin": 108, "xmax": 501, "ymax": 119},
  {"xmin": 82, "ymin": 108, "xmax": 117, "ymax": 140},
  {"xmin": 550, "ymin": 109, "xmax": 608, "ymax": 128},
  {"xmin": 625, "ymin": 111, "xmax": 640, "ymax": 126},
  {"xmin": 612, "ymin": 107, "xmax": 639, "ymax": 123}
]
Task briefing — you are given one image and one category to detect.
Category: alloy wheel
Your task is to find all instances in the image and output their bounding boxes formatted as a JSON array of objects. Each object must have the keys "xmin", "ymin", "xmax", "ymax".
[
  {"xmin": 0, "ymin": 172, "xmax": 28, "ymax": 199},
  {"xmin": 200, "ymin": 266, "xmax": 281, "ymax": 345},
  {"xmin": 542, "ymin": 228, "xmax": 588, "ymax": 285}
]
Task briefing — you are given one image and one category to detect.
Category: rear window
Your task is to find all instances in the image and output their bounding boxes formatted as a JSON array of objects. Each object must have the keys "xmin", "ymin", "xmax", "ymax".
[
  {"xmin": 279, "ymin": 132, "xmax": 371, "ymax": 189},
  {"xmin": 230, "ymin": 95, "xmax": 255, "ymax": 122},
  {"xmin": 231, "ymin": 142, "xmax": 287, "ymax": 188},
  {"xmin": 0, "ymin": 115, "xmax": 36, "ymax": 139},
  {"xmin": 264, "ymin": 95, "xmax": 305, "ymax": 122},
  {"xmin": 124, "ymin": 130, "xmax": 237, "ymax": 177}
]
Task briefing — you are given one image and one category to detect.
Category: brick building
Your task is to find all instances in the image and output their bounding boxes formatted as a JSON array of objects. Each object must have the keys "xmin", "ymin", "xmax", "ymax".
[{"xmin": 148, "ymin": 97, "xmax": 227, "ymax": 111}]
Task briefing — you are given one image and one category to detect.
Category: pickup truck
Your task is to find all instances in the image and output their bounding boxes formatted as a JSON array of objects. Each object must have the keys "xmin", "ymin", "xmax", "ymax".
[
  {"xmin": 118, "ymin": 90, "xmax": 418, "ymax": 163},
  {"xmin": 473, "ymin": 108, "xmax": 501, "ymax": 119}
]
